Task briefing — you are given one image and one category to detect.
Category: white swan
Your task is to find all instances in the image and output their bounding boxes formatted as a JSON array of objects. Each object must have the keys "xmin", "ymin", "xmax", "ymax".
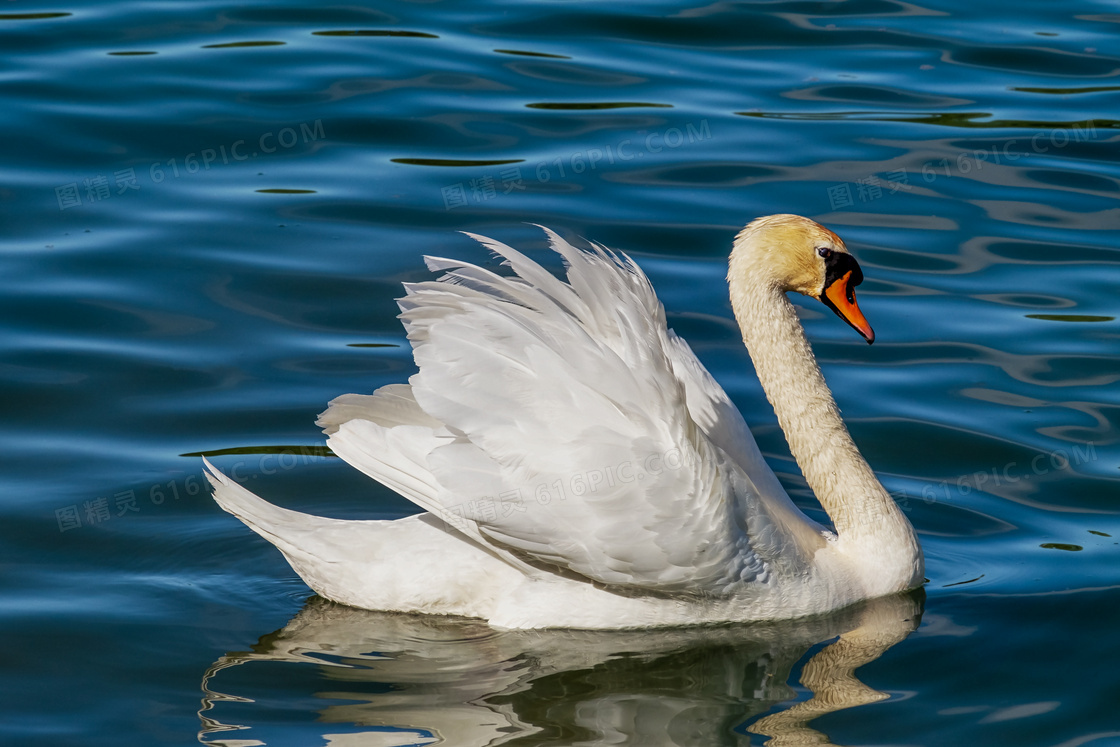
[{"xmin": 205, "ymin": 214, "xmax": 923, "ymax": 629}]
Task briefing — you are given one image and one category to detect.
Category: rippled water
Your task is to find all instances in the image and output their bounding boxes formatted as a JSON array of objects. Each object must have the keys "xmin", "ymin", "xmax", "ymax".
[{"xmin": 4, "ymin": 1, "xmax": 1119, "ymax": 745}]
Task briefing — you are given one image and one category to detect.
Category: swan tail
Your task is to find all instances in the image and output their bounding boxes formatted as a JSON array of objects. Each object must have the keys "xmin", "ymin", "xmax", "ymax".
[
  {"xmin": 203, "ymin": 456, "xmax": 341, "ymax": 562},
  {"xmin": 204, "ymin": 456, "xmax": 410, "ymax": 608},
  {"xmin": 204, "ymin": 456, "xmax": 525, "ymax": 616}
]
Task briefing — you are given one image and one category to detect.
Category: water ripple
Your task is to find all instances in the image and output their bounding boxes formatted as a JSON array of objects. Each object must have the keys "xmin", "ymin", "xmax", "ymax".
[{"xmin": 4, "ymin": 1, "xmax": 1120, "ymax": 744}]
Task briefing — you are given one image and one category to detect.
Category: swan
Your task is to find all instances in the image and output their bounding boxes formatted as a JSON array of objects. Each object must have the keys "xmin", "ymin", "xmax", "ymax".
[{"xmin": 205, "ymin": 214, "xmax": 923, "ymax": 629}]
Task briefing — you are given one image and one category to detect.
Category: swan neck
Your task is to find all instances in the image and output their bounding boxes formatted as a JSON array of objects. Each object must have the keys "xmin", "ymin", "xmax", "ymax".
[{"xmin": 728, "ymin": 268, "xmax": 916, "ymax": 556}]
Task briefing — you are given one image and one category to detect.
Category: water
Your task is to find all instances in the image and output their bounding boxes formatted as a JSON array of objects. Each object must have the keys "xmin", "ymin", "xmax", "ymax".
[{"xmin": 3, "ymin": 1, "xmax": 1119, "ymax": 744}]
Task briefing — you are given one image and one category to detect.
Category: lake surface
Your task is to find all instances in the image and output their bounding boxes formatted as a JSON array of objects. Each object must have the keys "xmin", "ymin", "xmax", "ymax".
[{"xmin": 3, "ymin": 1, "xmax": 1119, "ymax": 745}]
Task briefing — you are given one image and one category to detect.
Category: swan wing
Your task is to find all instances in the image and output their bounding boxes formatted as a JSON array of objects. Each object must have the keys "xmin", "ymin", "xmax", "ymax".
[
  {"xmin": 331, "ymin": 228, "xmax": 787, "ymax": 593},
  {"xmin": 662, "ymin": 331, "xmax": 828, "ymax": 549}
]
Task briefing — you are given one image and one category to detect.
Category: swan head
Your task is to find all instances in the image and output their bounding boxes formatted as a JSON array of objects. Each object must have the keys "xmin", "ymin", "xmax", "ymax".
[{"xmin": 731, "ymin": 214, "xmax": 875, "ymax": 344}]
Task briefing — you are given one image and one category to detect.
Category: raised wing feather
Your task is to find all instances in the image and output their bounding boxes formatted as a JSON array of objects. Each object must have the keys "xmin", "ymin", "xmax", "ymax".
[
  {"xmin": 663, "ymin": 332, "xmax": 828, "ymax": 557},
  {"xmin": 329, "ymin": 229, "xmax": 802, "ymax": 593}
]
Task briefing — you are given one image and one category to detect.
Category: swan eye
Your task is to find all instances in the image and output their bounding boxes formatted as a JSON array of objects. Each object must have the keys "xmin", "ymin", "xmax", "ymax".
[{"xmin": 817, "ymin": 247, "xmax": 832, "ymax": 259}]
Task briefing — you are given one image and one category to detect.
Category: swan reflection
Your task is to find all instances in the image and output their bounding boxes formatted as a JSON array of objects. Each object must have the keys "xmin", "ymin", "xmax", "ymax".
[{"xmin": 199, "ymin": 590, "xmax": 922, "ymax": 746}]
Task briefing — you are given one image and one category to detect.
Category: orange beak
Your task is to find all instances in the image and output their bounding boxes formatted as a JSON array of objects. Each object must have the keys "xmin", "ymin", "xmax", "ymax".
[{"xmin": 823, "ymin": 270, "xmax": 875, "ymax": 344}]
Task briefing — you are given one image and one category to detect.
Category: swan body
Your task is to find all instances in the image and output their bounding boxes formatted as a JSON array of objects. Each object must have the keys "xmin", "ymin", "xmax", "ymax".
[{"xmin": 206, "ymin": 215, "xmax": 923, "ymax": 629}]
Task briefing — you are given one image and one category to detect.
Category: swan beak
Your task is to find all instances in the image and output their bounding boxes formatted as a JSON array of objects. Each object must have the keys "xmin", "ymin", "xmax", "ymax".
[{"xmin": 822, "ymin": 270, "xmax": 875, "ymax": 344}]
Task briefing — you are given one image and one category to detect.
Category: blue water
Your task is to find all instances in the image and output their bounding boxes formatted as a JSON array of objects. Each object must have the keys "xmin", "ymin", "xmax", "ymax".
[{"xmin": 4, "ymin": 1, "xmax": 1119, "ymax": 744}]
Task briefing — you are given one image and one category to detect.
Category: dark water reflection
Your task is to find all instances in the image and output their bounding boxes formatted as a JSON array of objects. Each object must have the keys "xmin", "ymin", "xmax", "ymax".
[{"xmin": 200, "ymin": 592, "xmax": 924, "ymax": 747}]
